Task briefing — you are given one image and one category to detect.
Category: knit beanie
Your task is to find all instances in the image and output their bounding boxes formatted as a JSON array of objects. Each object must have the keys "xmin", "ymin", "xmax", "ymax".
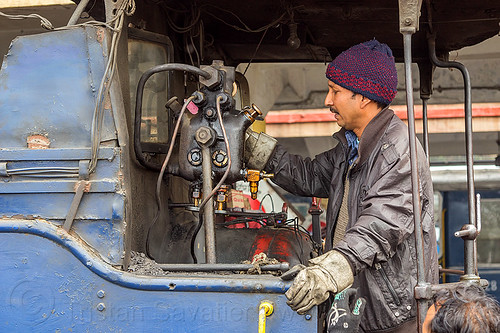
[{"xmin": 325, "ymin": 39, "xmax": 397, "ymax": 105}]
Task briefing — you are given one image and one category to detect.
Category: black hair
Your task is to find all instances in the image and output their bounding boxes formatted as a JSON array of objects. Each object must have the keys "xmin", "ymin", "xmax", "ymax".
[
  {"xmin": 351, "ymin": 92, "xmax": 388, "ymax": 110},
  {"xmin": 431, "ymin": 284, "xmax": 500, "ymax": 333}
]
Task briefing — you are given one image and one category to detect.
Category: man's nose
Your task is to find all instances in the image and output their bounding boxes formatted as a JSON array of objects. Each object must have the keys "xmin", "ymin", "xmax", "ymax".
[{"xmin": 324, "ymin": 92, "xmax": 333, "ymax": 107}]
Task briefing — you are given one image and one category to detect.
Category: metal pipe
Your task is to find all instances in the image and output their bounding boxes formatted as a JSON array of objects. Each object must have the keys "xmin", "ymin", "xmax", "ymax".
[
  {"xmin": 474, "ymin": 193, "xmax": 481, "ymax": 275},
  {"xmin": 439, "ymin": 268, "xmax": 464, "ymax": 276},
  {"xmin": 403, "ymin": 32, "xmax": 428, "ymax": 332},
  {"xmin": 67, "ymin": 0, "xmax": 90, "ymax": 26},
  {"xmin": 422, "ymin": 98, "xmax": 430, "ymax": 159},
  {"xmin": 197, "ymin": 96, "xmax": 232, "ymax": 210},
  {"xmin": 428, "ymin": 37, "xmax": 477, "ymax": 280},
  {"xmin": 201, "ymin": 144, "xmax": 216, "ymax": 264},
  {"xmin": 134, "ymin": 64, "xmax": 211, "ymax": 171},
  {"xmin": 158, "ymin": 263, "xmax": 290, "ymax": 272}
]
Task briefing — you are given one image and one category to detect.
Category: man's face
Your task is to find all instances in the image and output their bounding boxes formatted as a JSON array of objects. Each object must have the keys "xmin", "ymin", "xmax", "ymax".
[{"xmin": 324, "ymin": 81, "xmax": 363, "ymax": 131}]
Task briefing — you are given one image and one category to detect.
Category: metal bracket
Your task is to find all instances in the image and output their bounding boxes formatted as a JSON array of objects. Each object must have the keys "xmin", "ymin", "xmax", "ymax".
[
  {"xmin": 0, "ymin": 162, "xmax": 7, "ymax": 177},
  {"xmin": 104, "ymin": 0, "xmax": 128, "ymax": 22},
  {"xmin": 63, "ymin": 180, "xmax": 91, "ymax": 232},
  {"xmin": 454, "ymin": 224, "xmax": 478, "ymax": 240},
  {"xmin": 414, "ymin": 282, "xmax": 432, "ymax": 300},
  {"xmin": 79, "ymin": 160, "xmax": 90, "ymax": 180},
  {"xmin": 398, "ymin": 0, "xmax": 423, "ymax": 33}
]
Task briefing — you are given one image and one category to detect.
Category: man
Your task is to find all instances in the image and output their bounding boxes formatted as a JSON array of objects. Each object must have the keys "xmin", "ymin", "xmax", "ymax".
[
  {"xmin": 423, "ymin": 284, "xmax": 500, "ymax": 333},
  {"xmin": 264, "ymin": 39, "xmax": 439, "ymax": 332}
]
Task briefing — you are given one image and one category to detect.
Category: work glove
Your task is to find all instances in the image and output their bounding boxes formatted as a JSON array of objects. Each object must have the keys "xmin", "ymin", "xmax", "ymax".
[
  {"xmin": 282, "ymin": 250, "xmax": 354, "ymax": 314},
  {"xmin": 327, "ymin": 288, "xmax": 366, "ymax": 333}
]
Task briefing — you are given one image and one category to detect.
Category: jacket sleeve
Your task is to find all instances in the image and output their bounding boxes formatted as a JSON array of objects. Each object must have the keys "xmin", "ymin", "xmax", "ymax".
[
  {"xmin": 335, "ymin": 147, "xmax": 417, "ymax": 275},
  {"xmin": 264, "ymin": 143, "xmax": 343, "ymax": 198}
]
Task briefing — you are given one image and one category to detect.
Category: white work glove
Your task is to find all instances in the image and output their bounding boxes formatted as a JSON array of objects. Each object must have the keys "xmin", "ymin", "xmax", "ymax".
[{"xmin": 282, "ymin": 250, "xmax": 354, "ymax": 314}]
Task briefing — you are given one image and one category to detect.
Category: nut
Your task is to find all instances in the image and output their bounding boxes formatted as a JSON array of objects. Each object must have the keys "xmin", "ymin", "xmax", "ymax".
[{"xmin": 195, "ymin": 127, "xmax": 213, "ymax": 145}]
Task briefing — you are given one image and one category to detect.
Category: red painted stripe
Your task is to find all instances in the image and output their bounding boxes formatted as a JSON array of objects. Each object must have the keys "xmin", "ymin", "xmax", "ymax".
[
  {"xmin": 265, "ymin": 104, "xmax": 500, "ymax": 124},
  {"xmin": 265, "ymin": 112, "xmax": 336, "ymax": 124},
  {"xmin": 392, "ymin": 104, "xmax": 500, "ymax": 120}
]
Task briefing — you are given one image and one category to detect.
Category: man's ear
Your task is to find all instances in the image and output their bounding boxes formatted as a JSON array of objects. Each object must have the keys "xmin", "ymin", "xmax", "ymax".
[{"xmin": 359, "ymin": 95, "xmax": 371, "ymax": 109}]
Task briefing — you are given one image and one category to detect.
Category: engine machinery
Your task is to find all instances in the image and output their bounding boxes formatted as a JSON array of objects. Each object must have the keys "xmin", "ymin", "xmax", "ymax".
[{"xmin": 134, "ymin": 59, "xmax": 317, "ymax": 266}]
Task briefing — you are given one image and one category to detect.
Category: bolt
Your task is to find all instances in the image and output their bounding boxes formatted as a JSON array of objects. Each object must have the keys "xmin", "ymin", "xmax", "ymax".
[
  {"xmin": 97, "ymin": 303, "xmax": 106, "ymax": 312},
  {"xmin": 404, "ymin": 17, "xmax": 413, "ymax": 26},
  {"xmin": 205, "ymin": 107, "xmax": 215, "ymax": 118},
  {"xmin": 305, "ymin": 314, "xmax": 312, "ymax": 320},
  {"xmin": 97, "ymin": 290, "xmax": 105, "ymax": 298},
  {"xmin": 192, "ymin": 91, "xmax": 205, "ymax": 105},
  {"xmin": 195, "ymin": 127, "xmax": 213, "ymax": 145},
  {"xmin": 217, "ymin": 93, "xmax": 229, "ymax": 106}
]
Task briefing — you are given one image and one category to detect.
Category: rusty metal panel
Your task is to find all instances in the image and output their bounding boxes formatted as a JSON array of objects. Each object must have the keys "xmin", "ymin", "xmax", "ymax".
[{"xmin": 0, "ymin": 26, "xmax": 116, "ymax": 148}]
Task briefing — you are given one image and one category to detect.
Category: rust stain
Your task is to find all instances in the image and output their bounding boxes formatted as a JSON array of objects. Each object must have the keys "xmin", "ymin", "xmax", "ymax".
[
  {"xmin": 83, "ymin": 181, "xmax": 91, "ymax": 192},
  {"xmin": 96, "ymin": 28, "xmax": 105, "ymax": 44},
  {"xmin": 73, "ymin": 181, "xmax": 91, "ymax": 192},
  {"xmin": 27, "ymin": 134, "xmax": 50, "ymax": 149},
  {"xmin": 1, "ymin": 214, "xmax": 37, "ymax": 220}
]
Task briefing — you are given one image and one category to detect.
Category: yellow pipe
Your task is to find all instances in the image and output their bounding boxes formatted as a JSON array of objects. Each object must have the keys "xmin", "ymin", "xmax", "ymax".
[{"xmin": 258, "ymin": 301, "xmax": 274, "ymax": 333}]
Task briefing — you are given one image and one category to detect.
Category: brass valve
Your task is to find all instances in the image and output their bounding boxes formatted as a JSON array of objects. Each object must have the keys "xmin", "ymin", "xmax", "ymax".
[
  {"xmin": 192, "ymin": 186, "xmax": 201, "ymax": 207},
  {"xmin": 243, "ymin": 103, "xmax": 263, "ymax": 123},
  {"xmin": 215, "ymin": 185, "xmax": 230, "ymax": 211},
  {"xmin": 243, "ymin": 169, "xmax": 274, "ymax": 200}
]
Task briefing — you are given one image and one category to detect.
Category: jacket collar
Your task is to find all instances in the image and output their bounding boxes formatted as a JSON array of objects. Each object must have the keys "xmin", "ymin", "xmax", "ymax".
[
  {"xmin": 332, "ymin": 107, "xmax": 395, "ymax": 167},
  {"xmin": 358, "ymin": 106, "xmax": 394, "ymax": 167}
]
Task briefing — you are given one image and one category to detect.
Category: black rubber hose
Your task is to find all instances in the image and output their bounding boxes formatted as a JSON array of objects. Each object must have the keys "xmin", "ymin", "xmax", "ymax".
[{"xmin": 134, "ymin": 63, "xmax": 211, "ymax": 170}]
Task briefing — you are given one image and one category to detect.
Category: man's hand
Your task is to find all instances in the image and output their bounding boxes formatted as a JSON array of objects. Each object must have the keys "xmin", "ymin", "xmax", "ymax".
[
  {"xmin": 327, "ymin": 288, "xmax": 366, "ymax": 333},
  {"xmin": 283, "ymin": 250, "xmax": 354, "ymax": 314},
  {"xmin": 285, "ymin": 265, "xmax": 337, "ymax": 313}
]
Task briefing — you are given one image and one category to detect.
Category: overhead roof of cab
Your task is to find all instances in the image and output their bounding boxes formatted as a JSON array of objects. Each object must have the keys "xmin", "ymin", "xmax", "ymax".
[{"xmin": 79, "ymin": 0, "xmax": 500, "ymax": 65}]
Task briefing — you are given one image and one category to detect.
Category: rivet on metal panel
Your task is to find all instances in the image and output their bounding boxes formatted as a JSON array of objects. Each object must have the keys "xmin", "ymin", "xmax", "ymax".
[
  {"xmin": 97, "ymin": 290, "xmax": 106, "ymax": 298},
  {"xmin": 305, "ymin": 314, "xmax": 312, "ymax": 321},
  {"xmin": 169, "ymin": 283, "xmax": 176, "ymax": 290},
  {"xmin": 97, "ymin": 303, "xmax": 106, "ymax": 311}
]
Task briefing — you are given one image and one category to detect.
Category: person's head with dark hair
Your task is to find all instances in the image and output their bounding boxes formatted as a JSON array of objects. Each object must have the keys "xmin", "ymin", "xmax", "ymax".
[{"xmin": 425, "ymin": 284, "xmax": 500, "ymax": 333}]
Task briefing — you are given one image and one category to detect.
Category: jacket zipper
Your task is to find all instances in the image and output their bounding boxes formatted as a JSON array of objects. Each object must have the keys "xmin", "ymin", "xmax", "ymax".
[{"xmin": 375, "ymin": 263, "xmax": 401, "ymax": 306}]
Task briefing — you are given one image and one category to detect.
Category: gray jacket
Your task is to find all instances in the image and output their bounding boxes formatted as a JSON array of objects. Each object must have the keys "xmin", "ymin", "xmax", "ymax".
[{"xmin": 265, "ymin": 108, "xmax": 439, "ymax": 332}]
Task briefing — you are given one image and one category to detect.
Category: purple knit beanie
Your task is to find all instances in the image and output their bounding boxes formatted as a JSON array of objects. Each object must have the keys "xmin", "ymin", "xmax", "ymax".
[{"xmin": 326, "ymin": 39, "xmax": 397, "ymax": 105}]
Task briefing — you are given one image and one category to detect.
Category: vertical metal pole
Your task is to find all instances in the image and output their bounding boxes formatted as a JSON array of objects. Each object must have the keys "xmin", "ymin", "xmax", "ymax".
[
  {"xmin": 201, "ymin": 145, "xmax": 217, "ymax": 264},
  {"xmin": 67, "ymin": 0, "xmax": 90, "ymax": 26},
  {"xmin": 422, "ymin": 98, "xmax": 430, "ymax": 159},
  {"xmin": 474, "ymin": 193, "xmax": 482, "ymax": 275},
  {"xmin": 428, "ymin": 38, "xmax": 477, "ymax": 280},
  {"xmin": 403, "ymin": 33, "xmax": 427, "ymax": 332}
]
